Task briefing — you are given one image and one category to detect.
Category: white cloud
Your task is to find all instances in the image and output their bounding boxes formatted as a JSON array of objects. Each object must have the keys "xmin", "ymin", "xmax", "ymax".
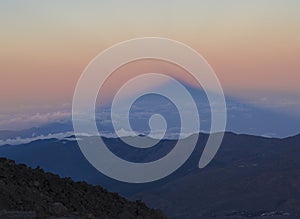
[
  {"xmin": 0, "ymin": 111, "xmax": 71, "ymax": 130},
  {"xmin": 0, "ymin": 131, "xmax": 74, "ymax": 146}
]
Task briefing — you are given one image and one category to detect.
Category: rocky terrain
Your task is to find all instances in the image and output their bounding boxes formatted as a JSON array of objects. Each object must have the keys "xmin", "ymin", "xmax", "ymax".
[
  {"xmin": 0, "ymin": 157, "xmax": 166, "ymax": 219},
  {"xmin": 1, "ymin": 133, "xmax": 300, "ymax": 218}
]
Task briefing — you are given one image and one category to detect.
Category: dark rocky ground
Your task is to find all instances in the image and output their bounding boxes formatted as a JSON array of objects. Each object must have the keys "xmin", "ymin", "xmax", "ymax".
[{"xmin": 0, "ymin": 157, "xmax": 166, "ymax": 219}]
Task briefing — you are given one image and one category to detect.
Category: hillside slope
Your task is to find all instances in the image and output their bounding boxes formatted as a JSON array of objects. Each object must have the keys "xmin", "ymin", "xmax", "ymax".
[
  {"xmin": 132, "ymin": 134, "xmax": 300, "ymax": 218},
  {"xmin": 0, "ymin": 158, "xmax": 166, "ymax": 219}
]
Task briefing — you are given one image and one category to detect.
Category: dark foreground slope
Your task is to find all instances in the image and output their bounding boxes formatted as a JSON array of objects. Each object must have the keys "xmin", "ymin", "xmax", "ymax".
[{"xmin": 0, "ymin": 158, "xmax": 166, "ymax": 219}]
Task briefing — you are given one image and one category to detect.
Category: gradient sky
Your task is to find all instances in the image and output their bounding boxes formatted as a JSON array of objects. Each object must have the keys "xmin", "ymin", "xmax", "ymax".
[{"xmin": 0, "ymin": 0, "xmax": 299, "ymax": 129}]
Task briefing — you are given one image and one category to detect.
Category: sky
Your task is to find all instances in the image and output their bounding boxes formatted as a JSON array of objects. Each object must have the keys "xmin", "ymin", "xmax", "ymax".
[{"xmin": 0, "ymin": 0, "xmax": 299, "ymax": 130}]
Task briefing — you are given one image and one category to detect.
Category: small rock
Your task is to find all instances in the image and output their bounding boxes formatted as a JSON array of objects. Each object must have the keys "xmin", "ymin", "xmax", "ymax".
[
  {"xmin": 48, "ymin": 202, "xmax": 68, "ymax": 216},
  {"xmin": 33, "ymin": 180, "xmax": 40, "ymax": 187}
]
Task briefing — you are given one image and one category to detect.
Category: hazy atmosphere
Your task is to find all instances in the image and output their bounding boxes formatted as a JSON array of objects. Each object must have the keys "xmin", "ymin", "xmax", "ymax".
[{"xmin": 1, "ymin": 0, "xmax": 299, "ymax": 130}]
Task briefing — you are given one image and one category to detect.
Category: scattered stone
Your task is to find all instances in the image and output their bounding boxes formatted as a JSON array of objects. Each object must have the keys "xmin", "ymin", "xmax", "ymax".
[
  {"xmin": 0, "ymin": 157, "xmax": 167, "ymax": 219},
  {"xmin": 48, "ymin": 203, "xmax": 68, "ymax": 216}
]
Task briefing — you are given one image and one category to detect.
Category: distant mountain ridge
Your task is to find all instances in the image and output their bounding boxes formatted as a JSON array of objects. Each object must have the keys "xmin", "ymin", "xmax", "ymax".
[
  {"xmin": 0, "ymin": 132, "xmax": 300, "ymax": 218},
  {"xmin": 0, "ymin": 122, "xmax": 73, "ymax": 141}
]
